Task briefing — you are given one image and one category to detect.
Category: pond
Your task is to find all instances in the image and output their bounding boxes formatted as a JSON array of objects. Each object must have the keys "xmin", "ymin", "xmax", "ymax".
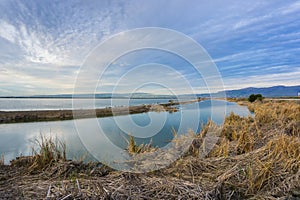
[{"xmin": 0, "ymin": 100, "xmax": 251, "ymax": 164}]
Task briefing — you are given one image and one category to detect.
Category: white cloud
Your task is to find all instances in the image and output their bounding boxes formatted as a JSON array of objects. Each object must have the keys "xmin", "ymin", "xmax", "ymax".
[
  {"xmin": 0, "ymin": 20, "xmax": 18, "ymax": 43},
  {"xmin": 0, "ymin": 1, "xmax": 127, "ymax": 67},
  {"xmin": 224, "ymin": 69, "xmax": 300, "ymax": 90},
  {"xmin": 280, "ymin": 1, "xmax": 300, "ymax": 14},
  {"xmin": 0, "ymin": 0, "xmax": 299, "ymax": 95}
]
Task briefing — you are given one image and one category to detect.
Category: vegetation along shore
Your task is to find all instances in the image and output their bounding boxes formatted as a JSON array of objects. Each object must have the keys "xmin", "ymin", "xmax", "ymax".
[
  {"xmin": 0, "ymin": 99, "xmax": 201, "ymax": 124},
  {"xmin": 0, "ymin": 98, "xmax": 299, "ymax": 199}
]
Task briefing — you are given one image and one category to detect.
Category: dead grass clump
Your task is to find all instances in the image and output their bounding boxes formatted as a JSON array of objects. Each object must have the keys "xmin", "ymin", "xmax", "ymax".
[
  {"xmin": 199, "ymin": 101, "xmax": 300, "ymax": 199},
  {"xmin": 265, "ymin": 135, "xmax": 300, "ymax": 173},
  {"xmin": 221, "ymin": 113, "xmax": 255, "ymax": 141},
  {"xmin": 197, "ymin": 121, "xmax": 223, "ymax": 157},
  {"xmin": 214, "ymin": 113, "xmax": 257, "ymax": 156},
  {"xmin": 209, "ymin": 137, "xmax": 230, "ymax": 157},
  {"xmin": 213, "ymin": 134, "xmax": 300, "ymax": 198},
  {"xmin": 254, "ymin": 105, "xmax": 276, "ymax": 126},
  {"xmin": 236, "ymin": 122, "xmax": 254, "ymax": 154},
  {"xmin": 127, "ymin": 135, "xmax": 154, "ymax": 154},
  {"xmin": 246, "ymin": 135, "xmax": 300, "ymax": 194},
  {"xmin": 285, "ymin": 121, "xmax": 300, "ymax": 136},
  {"xmin": 222, "ymin": 113, "xmax": 242, "ymax": 141},
  {"xmin": 27, "ymin": 134, "xmax": 66, "ymax": 173},
  {"xmin": 254, "ymin": 101, "xmax": 300, "ymax": 129},
  {"xmin": 247, "ymin": 103, "xmax": 255, "ymax": 113}
]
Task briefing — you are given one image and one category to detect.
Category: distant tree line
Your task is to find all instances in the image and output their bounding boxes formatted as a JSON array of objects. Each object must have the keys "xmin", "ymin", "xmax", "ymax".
[{"xmin": 248, "ymin": 94, "xmax": 263, "ymax": 102}]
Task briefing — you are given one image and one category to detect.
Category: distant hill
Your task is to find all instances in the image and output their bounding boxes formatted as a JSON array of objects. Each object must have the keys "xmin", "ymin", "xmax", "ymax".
[
  {"xmin": 215, "ymin": 85, "xmax": 300, "ymax": 97},
  {"xmin": 1, "ymin": 85, "xmax": 299, "ymax": 99}
]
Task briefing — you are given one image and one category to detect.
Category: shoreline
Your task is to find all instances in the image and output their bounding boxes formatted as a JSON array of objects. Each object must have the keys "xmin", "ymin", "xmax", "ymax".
[
  {"xmin": 0, "ymin": 100, "xmax": 299, "ymax": 199},
  {"xmin": 0, "ymin": 99, "xmax": 200, "ymax": 124}
]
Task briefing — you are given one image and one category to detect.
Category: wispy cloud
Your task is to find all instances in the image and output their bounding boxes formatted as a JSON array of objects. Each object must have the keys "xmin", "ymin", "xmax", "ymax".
[
  {"xmin": 0, "ymin": 0, "xmax": 299, "ymax": 95},
  {"xmin": 280, "ymin": 1, "xmax": 300, "ymax": 14},
  {"xmin": 224, "ymin": 69, "xmax": 300, "ymax": 90}
]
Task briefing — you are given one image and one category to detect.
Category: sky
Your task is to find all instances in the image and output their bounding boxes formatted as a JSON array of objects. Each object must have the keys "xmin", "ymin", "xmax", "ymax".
[{"xmin": 0, "ymin": 0, "xmax": 299, "ymax": 96}]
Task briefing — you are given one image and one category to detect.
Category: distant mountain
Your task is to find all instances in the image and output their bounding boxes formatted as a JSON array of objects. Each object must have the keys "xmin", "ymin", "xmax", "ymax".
[
  {"xmin": 2, "ymin": 85, "xmax": 299, "ymax": 99},
  {"xmin": 213, "ymin": 85, "xmax": 300, "ymax": 97}
]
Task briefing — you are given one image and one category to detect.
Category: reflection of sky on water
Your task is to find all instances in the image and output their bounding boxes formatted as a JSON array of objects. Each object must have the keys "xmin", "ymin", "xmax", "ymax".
[
  {"xmin": 0, "ymin": 98, "xmax": 170, "ymax": 111},
  {"xmin": 0, "ymin": 100, "xmax": 251, "ymax": 164}
]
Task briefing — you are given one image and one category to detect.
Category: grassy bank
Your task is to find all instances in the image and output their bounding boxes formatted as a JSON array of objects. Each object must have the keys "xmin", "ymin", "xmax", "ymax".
[
  {"xmin": 0, "ymin": 99, "xmax": 299, "ymax": 199},
  {"xmin": 0, "ymin": 99, "xmax": 190, "ymax": 124}
]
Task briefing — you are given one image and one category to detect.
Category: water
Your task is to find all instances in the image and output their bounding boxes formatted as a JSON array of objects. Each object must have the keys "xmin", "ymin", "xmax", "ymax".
[
  {"xmin": 0, "ymin": 100, "xmax": 251, "ymax": 164},
  {"xmin": 0, "ymin": 98, "xmax": 170, "ymax": 111}
]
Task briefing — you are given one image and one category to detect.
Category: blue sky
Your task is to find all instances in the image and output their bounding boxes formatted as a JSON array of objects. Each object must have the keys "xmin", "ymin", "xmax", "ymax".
[{"xmin": 0, "ymin": 0, "xmax": 299, "ymax": 95}]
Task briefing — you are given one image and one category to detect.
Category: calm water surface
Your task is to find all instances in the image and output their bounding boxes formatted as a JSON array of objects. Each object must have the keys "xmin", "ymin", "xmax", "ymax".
[
  {"xmin": 0, "ymin": 98, "xmax": 169, "ymax": 111},
  {"xmin": 0, "ymin": 100, "xmax": 251, "ymax": 164}
]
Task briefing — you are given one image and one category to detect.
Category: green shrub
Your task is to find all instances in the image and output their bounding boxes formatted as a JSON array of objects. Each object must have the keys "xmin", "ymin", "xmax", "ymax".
[
  {"xmin": 248, "ymin": 94, "xmax": 256, "ymax": 102},
  {"xmin": 256, "ymin": 94, "xmax": 263, "ymax": 101},
  {"xmin": 248, "ymin": 94, "xmax": 263, "ymax": 102}
]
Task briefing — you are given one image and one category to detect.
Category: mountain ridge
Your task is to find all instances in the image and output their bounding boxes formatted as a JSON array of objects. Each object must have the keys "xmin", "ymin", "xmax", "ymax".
[
  {"xmin": 213, "ymin": 85, "xmax": 300, "ymax": 97},
  {"xmin": 1, "ymin": 85, "xmax": 299, "ymax": 98}
]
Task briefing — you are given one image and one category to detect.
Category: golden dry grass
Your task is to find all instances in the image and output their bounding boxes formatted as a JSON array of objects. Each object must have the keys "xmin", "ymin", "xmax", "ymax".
[
  {"xmin": 127, "ymin": 135, "xmax": 155, "ymax": 154},
  {"xmin": 10, "ymin": 134, "xmax": 66, "ymax": 174},
  {"xmin": 165, "ymin": 100, "xmax": 300, "ymax": 199},
  {"xmin": 1, "ymin": 100, "xmax": 300, "ymax": 199}
]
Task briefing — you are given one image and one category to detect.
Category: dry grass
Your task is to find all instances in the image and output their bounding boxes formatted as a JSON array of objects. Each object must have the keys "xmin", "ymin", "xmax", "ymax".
[
  {"xmin": 29, "ymin": 134, "xmax": 66, "ymax": 172},
  {"xmin": 199, "ymin": 100, "xmax": 300, "ymax": 199},
  {"xmin": 1, "ymin": 100, "xmax": 300, "ymax": 199},
  {"xmin": 166, "ymin": 100, "xmax": 300, "ymax": 199},
  {"xmin": 0, "ymin": 154, "xmax": 4, "ymax": 166},
  {"xmin": 10, "ymin": 134, "xmax": 66, "ymax": 173},
  {"xmin": 127, "ymin": 135, "xmax": 155, "ymax": 154}
]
